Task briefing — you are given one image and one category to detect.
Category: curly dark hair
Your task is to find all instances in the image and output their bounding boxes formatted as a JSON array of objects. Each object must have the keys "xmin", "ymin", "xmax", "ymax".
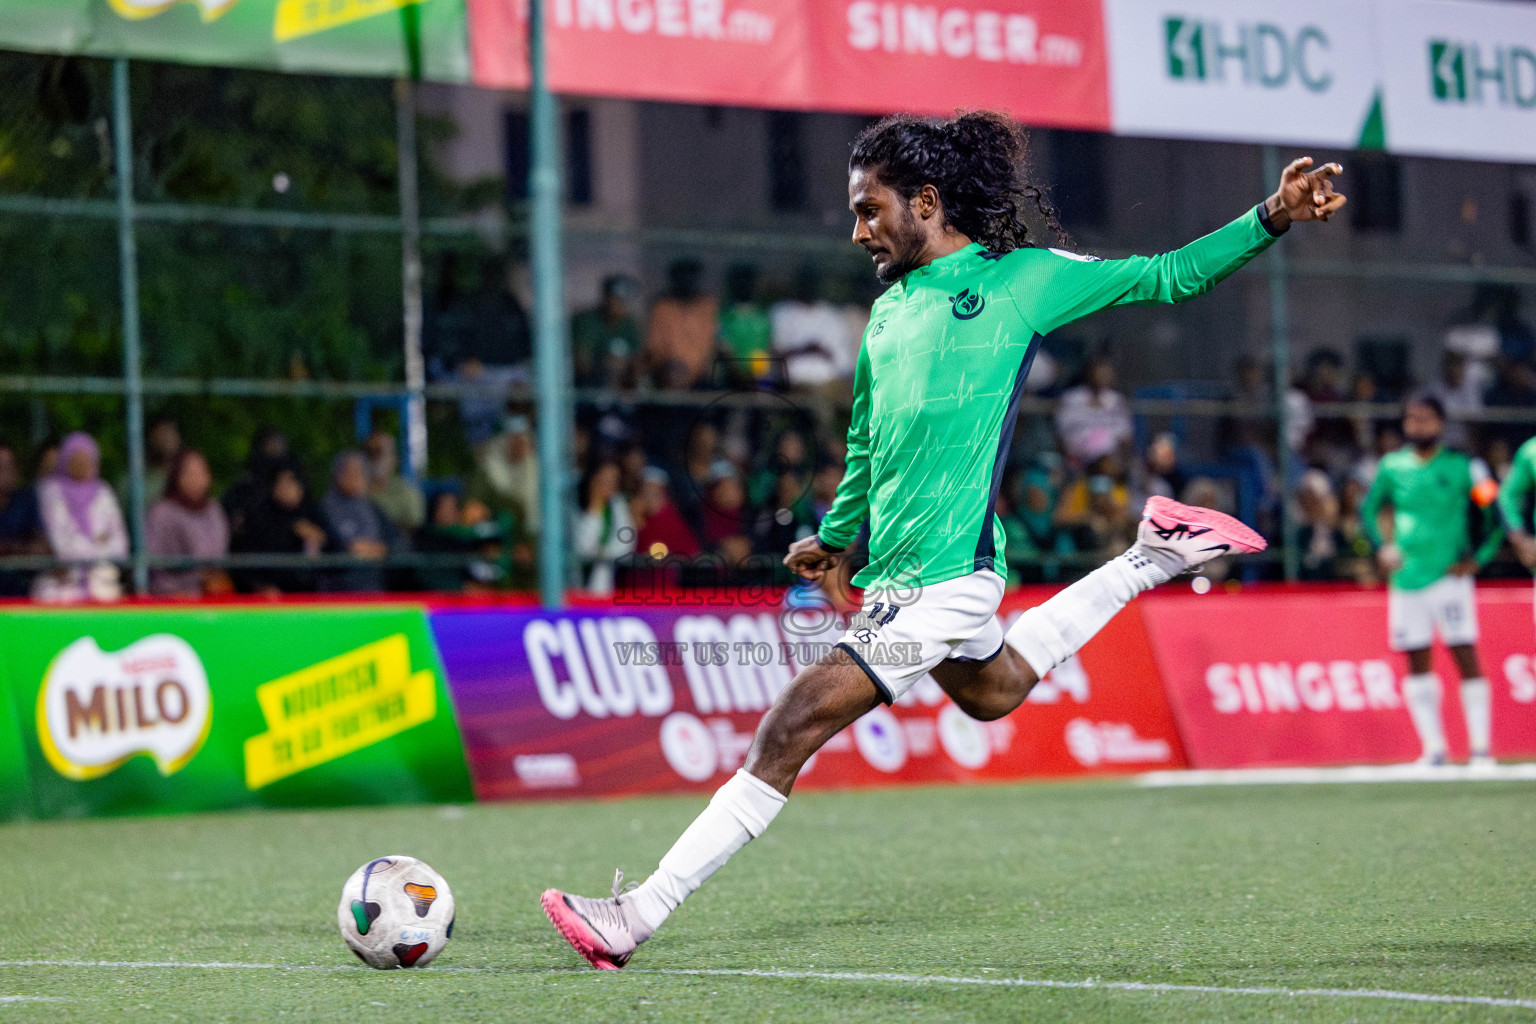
[{"xmin": 849, "ymin": 111, "xmax": 1067, "ymax": 254}]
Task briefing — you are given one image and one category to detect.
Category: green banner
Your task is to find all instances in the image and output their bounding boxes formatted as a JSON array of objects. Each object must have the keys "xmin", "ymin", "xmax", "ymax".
[
  {"xmin": 0, "ymin": 605, "xmax": 472, "ymax": 819},
  {"xmin": 0, "ymin": 0, "xmax": 468, "ymax": 81}
]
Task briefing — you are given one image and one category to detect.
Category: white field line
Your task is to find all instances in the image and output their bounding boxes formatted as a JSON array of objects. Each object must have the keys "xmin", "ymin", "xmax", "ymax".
[
  {"xmin": 1140, "ymin": 763, "xmax": 1536, "ymax": 787},
  {"xmin": 0, "ymin": 960, "xmax": 1532, "ymax": 1011}
]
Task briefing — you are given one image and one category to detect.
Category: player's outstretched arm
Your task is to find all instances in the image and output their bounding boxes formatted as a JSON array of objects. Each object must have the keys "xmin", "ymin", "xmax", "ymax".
[{"xmin": 1014, "ymin": 157, "xmax": 1346, "ymax": 337}]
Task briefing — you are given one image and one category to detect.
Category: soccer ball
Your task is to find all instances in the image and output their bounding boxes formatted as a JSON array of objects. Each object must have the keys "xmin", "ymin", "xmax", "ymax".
[{"xmin": 337, "ymin": 856, "xmax": 455, "ymax": 969}]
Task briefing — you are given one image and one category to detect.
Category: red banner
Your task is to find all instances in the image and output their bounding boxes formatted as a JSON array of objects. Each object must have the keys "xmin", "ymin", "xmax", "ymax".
[
  {"xmin": 1140, "ymin": 585, "xmax": 1536, "ymax": 769},
  {"xmin": 467, "ymin": 0, "xmax": 1110, "ymax": 128},
  {"xmin": 430, "ymin": 588, "xmax": 1185, "ymax": 802}
]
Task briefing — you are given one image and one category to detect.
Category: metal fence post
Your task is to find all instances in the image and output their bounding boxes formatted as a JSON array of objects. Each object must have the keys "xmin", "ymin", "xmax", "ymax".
[
  {"xmin": 1262, "ymin": 145, "xmax": 1298, "ymax": 582},
  {"xmin": 395, "ymin": 78, "xmax": 428, "ymax": 479},
  {"xmin": 112, "ymin": 59, "xmax": 148, "ymax": 595},
  {"xmin": 529, "ymin": 0, "xmax": 570, "ymax": 609}
]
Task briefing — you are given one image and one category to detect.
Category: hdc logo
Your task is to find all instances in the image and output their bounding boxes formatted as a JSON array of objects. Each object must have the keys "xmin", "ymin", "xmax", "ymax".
[
  {"xmin": 1164, "ymin": 17, "xmax": 1331, "ymax": 93},
  {"xmin": 1429, "ymin": 40, "xmax": 1536, "ymax": 108}
]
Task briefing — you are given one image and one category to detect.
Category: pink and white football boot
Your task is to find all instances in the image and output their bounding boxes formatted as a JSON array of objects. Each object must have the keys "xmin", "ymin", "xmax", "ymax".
[
  {"xmin": 1134, "ymin": 495, "xmax": 1266, "ymax": 579},
  {"xmin": 540, "ymin": 872, "xmax": 654, "ymax": 971}
]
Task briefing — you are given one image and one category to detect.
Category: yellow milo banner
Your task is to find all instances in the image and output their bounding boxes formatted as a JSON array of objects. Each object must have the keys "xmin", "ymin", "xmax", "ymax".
[
  {"xmin": 0, "ymin": 606, "xmax": 472, "ymax": 820},
  {"xmin": 0, "ymin": 0, "xmax": 469, "ymax": 81}
]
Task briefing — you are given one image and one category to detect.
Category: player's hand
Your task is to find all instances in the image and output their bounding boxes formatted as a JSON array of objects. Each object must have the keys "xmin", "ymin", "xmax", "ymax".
[
  {"xmin": 1512, "ymin": 532, "xmax": 1536, "ymax": 570},
  {"xmin": 1448, "ymin": 558, "xmax": 1479, "ymax": 577},
  {"xmin": 783, "ymin": 534, "xmax": 841, "ymax": 582},
  {"xmin": 1264, "ymin": 157, "xmax": 1346, "ymax": 230},
  {"xmin": 1376, "ymin": 544, "xmax": 1403, "ymax": 574}
]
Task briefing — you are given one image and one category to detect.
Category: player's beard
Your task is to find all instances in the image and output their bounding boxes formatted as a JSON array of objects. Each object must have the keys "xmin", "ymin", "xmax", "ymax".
[{"xmin": 873, "ymin": 203, "xmax": 927, "ymax": 284}]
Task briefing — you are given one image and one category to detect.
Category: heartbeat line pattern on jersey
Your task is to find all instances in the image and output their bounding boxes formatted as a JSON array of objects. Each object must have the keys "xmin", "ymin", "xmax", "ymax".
[{"xmin": 816, "ymin": 205, "xmax": 1284, "ymax": 591}]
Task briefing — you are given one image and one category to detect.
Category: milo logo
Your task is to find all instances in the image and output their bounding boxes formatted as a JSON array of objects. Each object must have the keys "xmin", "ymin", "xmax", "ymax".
[{"xmin": 37, "ymin": 635, "xmax": 212, "ymax": 781}]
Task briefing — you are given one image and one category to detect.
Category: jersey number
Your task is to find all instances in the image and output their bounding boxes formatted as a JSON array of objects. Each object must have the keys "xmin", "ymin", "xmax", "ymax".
[{"xmin": 866, "ymin": 603, "xmax": 900, "ymax": 626}]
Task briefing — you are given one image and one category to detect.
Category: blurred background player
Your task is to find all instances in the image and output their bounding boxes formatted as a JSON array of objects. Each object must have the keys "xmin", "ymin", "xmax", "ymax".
[
  {"xmin": 1496, "ymin": 433, "xmax": 1536, "ymax": 648},
  {"xmin": 1361, "ymin": 394, "xmax": 1501, "ymax": 767}
]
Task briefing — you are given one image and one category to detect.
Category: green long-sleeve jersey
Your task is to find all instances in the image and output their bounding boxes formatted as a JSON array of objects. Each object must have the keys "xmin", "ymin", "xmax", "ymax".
[
  {"xmin": 1361, "ymin": 447, "xmax": 1503, "ymax": 591},
  {"xmin": 1497, "ymin": 436, "xmax": 1536, "ymax": 541},
  {"xmin": 816, "ymin": 205, "xmax": 1283, "ymax": 591}
]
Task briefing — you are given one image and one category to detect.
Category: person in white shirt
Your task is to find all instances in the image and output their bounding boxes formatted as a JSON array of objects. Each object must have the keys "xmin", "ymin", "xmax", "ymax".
[
  {"xmin": 1054, "ymin": 355, "xmax": 1133, "ymax": 467},
  {"xmin": 34, "ymin": 431, "xmax": 128, "ymax": 602}
]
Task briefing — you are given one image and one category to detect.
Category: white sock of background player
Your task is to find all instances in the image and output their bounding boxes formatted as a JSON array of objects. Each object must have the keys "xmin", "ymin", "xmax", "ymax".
[
  {"xmin": 1402, "ymin": 673, "xmax": 1448, "ymax": 762},
  {"xmin": 1460, "ymin": 677, "xmax": 1492, "ymax": 758}
]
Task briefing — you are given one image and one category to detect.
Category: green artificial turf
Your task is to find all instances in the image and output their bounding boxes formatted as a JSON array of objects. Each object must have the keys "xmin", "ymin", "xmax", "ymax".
[{"xmin": 0, "ymin": 778, "xmax": 1533, "ymax": 1022}]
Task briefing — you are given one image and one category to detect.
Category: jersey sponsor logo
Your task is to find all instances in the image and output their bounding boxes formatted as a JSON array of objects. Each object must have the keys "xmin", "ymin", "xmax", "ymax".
[
  {"xmin": 949, "ymin": 287, "xmax": 985, "ymax": 320},
  {"xmin": 1046, "ymin": 247, "xmax": 1102, "ymax": 263}
]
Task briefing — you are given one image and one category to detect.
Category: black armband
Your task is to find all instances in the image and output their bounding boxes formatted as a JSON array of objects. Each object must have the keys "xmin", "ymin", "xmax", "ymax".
[{"xmin": 1256, "ymin": 202, "xmax": 1288, "ymax": 238}]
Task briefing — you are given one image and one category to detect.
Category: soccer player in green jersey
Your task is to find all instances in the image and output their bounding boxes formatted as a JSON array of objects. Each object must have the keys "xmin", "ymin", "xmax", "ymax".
[
  {"xmin": 543, "ymin": 112, "xmax": 1346, "ymax": 969},
  {"xmin": 1498, "ymin": 434, "xmax": 1536, "ymax": 574},
  {"xmin": 1361, "ymin": 395, "xmax": 1501, "ymax": 767}
]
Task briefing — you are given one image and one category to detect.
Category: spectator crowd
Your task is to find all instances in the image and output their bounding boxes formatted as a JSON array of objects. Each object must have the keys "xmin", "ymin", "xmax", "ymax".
[{"xmin": 2, "ymin": 267, "xmax": 1533, "ymax": 602}]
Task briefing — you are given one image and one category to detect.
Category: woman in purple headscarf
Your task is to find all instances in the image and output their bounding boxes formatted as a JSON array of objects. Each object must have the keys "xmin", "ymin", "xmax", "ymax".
[{"xmin": 34, "ymin": 432, "xmax": 128, "ymax": 602}]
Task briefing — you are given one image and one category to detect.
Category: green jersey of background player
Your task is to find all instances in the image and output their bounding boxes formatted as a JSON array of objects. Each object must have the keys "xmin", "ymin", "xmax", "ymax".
[
  {"xmin": 541, "ymin": 111, "xmax": 1347, "ymax": 970},
  {"xmin": 1360, "ymin": 395, "xmax": 1500, "ymax": 766},
  {"xmin": 1497, "ymin": 435, "xmax": 1536, "ymax": 573}
]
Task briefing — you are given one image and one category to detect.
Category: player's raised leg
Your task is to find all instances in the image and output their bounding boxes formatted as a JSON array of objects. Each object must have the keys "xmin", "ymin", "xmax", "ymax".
[{"xmin": 1003, "ymin": 496, "xmax": 1264, "ymax": 681}]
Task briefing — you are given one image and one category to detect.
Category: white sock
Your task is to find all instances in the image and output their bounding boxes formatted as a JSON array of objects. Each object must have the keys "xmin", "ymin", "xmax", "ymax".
[
  {"xmin": 1004, "ymin": 547, "xmax": 1172, "ymax": 678},
  {"xmin": 1402, "ymin": 673, "xmax": 1447, "ymax": 760},
  {"xmin": 1460, "ymin": 677, "xmax": 1492, "ymax": 756},
  {"xmin": 627, "ymin": 769, "xmax": 786, "ymax": 932}
]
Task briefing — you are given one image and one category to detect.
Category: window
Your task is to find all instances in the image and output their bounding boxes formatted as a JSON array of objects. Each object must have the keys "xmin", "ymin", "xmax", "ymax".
[
  {"xmin": 566, "ymin": 108, "xmax": 593, "ymax": 206},
  {"xmin": 1349, "ymin": 153, "xmax": 1402, "ymax": 233},
  {"xmin": 503, "ymin": 109, "xmax": 529, "ymax": 203},
  {"xmin": 1046, "ymin": 131, "xmax": 1107, "ymax": 231},
  {"xmin": 768, "ymin": 111, "xmax": 807, "ymax": 213}
]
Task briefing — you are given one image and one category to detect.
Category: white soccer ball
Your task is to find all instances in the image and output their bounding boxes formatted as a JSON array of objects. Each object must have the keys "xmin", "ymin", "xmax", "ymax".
[{"xmin": 337, "ymin": 856, "xmax": 455, "ymax": 969}]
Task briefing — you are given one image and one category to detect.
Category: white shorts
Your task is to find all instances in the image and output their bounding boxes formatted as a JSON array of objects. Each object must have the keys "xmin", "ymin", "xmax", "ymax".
[
  {"xmin": 835, "ymin": 569, "xmax": 1006, "ymax": 703},
  {"xmin": 1389, "ymin": 575, "xmax": 1479, "ymax": 652}
]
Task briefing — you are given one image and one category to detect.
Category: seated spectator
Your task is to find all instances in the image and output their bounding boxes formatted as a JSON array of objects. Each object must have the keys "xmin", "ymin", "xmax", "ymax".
[
  {"xmin": 633, "ymin": 467, "xmax": 700, "ymax": 561},
  {"xmin": 224, "ymin": 427, "xmax": 292, "ymax": 545},
  {"xmin": 146, "ymin": 449, "xmax": 231, "ymax": 598},
  {"xmin": 1004, "ymin": 465, "xmax": 1075, "ymax": 583},
  {"xmin": 770, "ymin": 265, "xmax": 856, "ymax": 391},
  {"xmin": 34, "ymin": 432, "xmax": 127, "ymax": 603},
  {"xmin": 1055, "ymin": 453, "xmax": 1134, "ymax": 556},
  {"xmin": 1295, "ymin": 469, "xmax": 1344, "ymax": 581},
  {"xmin": 415, "ymin": 490, "xmax": 507, "ymax": 593},
  {"xmin": 644, "ymin": 259, "xmax": 719, "ymax": 389},
  {"xmin": 1425, "ymin": 351, "xmax": 1482, "ymax": 451},
  {"xmin": 575, "ymin": 458, "xmax": 636, "ymax": 596},
  {"xmin": 118, "ymin": 416, "xmax": 181, "ymax": 509},
  {"xmin": 365, "ymin": 430, "xmax": 425, "ymax": 533},
  {"xmin": 751, "ymin": 470, "xmax": 815, "ymax": 558},
  {"xmin": 1054, "ymin": 355, "xmax": 1132, "ymax": 467},
  {"xmin": 571, "ymin": 275, "xmax": 641, "ymax": 388},
  {"xmin": 701, "ymin": 461, "xmax": 753, "ymax": 569},
  {"xmin": 749, "ymin": 429, "xmax": 812, "ymax": 509},
  {"xmin": 469, "ymin": 415, "xmax": 541, "ymax": 540},
  {"xmin": 321, "ymin": 451, "xmax": 394, "ymax": 593},
  {"xmin": 718, "ymin": 264, "xmax": 772, "ymax": 383},
  {"xmin": 0, "ymin": 444, "xmax": 45, "ymax": 597},
  {"xmin": 1134, "ymin": 432, "xmax": 1186, "ymax": 505},
  {"xmin": 234, "ymin": 462, "xmax": 327, "ymax": 595},
  {"xmin": 810, "ymin": 462, "xmax": 843, "ymax": 520}
]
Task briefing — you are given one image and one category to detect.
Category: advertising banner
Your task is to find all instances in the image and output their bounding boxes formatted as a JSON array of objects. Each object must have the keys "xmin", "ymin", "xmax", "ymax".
[
  {"xmin": 466, "ymin": 0, "xmax": 1110, "ymax": 127},
  {"xmin": 0, "ymin": 0, "xmax": 469, "ymax": 81},
  {"xmin": 0, "ymin": 606, "xmax": 472, "ymax": 820},
  {"xmin": 1102, "ymin": 0, "xmax": 1381, "ymax": 147},
  {"xmin": 1377, "ymin": 0, "xmax": 1536, "ymax": 162},
  {"xmin": 805, "ymin": 1, "xmax": 1109, "ymax": 126},
  {"xmin": 1141, "ymin": 586, "xmax": 1536, "ymax": 769},
  {"xmin": 431, "ymin": 588, "xmax": 1186, "ymax": 802}
]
